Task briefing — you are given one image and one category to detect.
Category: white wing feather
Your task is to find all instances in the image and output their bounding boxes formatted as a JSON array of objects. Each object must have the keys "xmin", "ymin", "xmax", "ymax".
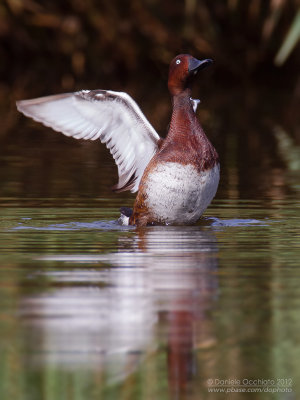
[{"xmin": 16, "ymin": 90, "xmax": 161, "ymax": 192}]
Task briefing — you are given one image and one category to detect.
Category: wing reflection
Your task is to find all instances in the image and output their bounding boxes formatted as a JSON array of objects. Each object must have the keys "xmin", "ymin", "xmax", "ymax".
[{"xmin": 20, "ymin": 226, "xmax": 219, "ymax": 393}]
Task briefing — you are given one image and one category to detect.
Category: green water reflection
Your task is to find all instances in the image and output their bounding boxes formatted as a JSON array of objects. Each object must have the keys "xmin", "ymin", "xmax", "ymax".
[{"xmin": 0, "ymin": 195, "xmax": 299, "ymax": 399}]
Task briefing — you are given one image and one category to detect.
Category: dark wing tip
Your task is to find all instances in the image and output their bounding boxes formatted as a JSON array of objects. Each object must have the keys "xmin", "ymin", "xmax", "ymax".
[{"xmin": 111, "ymin": 172, "xmax": 138, "ymax": 193}]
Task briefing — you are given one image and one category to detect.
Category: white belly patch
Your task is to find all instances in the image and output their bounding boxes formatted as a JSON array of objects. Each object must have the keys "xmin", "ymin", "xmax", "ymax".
[{"xmin": 144, "ymin": 162, "xmax": 220, "ymax": 224}]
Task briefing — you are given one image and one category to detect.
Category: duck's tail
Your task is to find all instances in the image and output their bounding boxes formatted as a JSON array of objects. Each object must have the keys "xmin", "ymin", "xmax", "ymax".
[{"xmin": 118, "ymin": 207, "xmax": 133, "ymax": 226}]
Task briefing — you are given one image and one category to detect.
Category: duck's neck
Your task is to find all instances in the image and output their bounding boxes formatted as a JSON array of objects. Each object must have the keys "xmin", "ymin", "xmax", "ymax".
[
  {"xmin": 167, "ymin": 89, "xmax": 202, "ymax": 142},
  {"xmin": 161, "ymin": 88, "xmax": 219, "ymax": 171}
]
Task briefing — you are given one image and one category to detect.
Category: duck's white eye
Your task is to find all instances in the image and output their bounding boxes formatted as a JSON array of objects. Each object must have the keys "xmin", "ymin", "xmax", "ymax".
[{"xmin": 176, "ymin": 59, "xmax": 181, "ymax": 65}]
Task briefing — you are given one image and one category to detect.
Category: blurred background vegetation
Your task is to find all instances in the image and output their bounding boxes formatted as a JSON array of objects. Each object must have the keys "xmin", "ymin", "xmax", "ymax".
[
  {"xmin": 0, "ymin": 0, "xmax": 299, "ymax": 132},
  {"xmin": 0, "ymin": 0, "xmax": 298, "ymax": 205},
  {"xmin": 0, "ymin": 0, "xmax": 299, "ymax": 201}
]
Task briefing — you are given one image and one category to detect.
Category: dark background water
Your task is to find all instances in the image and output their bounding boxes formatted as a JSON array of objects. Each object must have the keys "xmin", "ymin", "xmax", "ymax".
[{"xmin": 0, "ymin": 1, "xmax": 300, "ymax": 399}]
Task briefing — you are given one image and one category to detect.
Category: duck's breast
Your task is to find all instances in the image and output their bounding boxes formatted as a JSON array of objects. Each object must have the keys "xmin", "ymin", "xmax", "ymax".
[{"xmin": 143, "ymin": 161, "xmax": 220, "ymax": 224}]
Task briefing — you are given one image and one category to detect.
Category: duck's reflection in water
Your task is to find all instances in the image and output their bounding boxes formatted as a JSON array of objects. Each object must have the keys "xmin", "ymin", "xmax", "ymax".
[{"xmin": 20, "ymin": 226, "xmax": 219, "ymax": 394}]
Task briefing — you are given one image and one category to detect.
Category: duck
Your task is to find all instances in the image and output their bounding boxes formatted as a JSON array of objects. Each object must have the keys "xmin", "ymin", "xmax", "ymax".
[{"xmin": 16, "ymin": 54, "xmax": 219, "ymax": 226}]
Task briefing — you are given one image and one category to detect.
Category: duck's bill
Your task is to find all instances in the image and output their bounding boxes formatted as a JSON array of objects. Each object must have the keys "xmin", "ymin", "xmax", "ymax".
[{"xmin": 189, "ymin": 58, "xmax": 213, "ymax": 73}]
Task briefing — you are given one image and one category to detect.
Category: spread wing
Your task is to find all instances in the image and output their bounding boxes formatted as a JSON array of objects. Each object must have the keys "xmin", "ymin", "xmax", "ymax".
[{"xmin": 16, "ymin": 90, "xmax": 161, "ymax": 192}]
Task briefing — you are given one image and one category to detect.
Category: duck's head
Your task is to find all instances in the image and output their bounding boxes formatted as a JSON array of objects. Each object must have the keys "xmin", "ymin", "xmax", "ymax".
[{"xmin": 168, "ymin": 54, "xmax": 213, "ymax": 96}]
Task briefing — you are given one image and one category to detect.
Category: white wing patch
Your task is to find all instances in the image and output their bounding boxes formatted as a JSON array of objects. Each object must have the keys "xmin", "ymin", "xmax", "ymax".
[
  {"xmin": 16, "ymin": 90, "xmax": 161, "ymax": 192},
  {"xmin": 190, "ymin": 97, "xmax": 200, "ymax": 113}
]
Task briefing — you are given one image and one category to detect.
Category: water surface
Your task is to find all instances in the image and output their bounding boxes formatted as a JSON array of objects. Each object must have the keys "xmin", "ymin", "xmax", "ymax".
[{"xmin": 0, "ymin": 83, "xmax": 299, "ymax": 399}]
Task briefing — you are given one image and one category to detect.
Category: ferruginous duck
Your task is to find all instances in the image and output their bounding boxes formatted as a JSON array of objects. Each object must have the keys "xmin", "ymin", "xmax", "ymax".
[{"xmin": 16, "ymin": 54, "xmax": 219, "ymax": 226}]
